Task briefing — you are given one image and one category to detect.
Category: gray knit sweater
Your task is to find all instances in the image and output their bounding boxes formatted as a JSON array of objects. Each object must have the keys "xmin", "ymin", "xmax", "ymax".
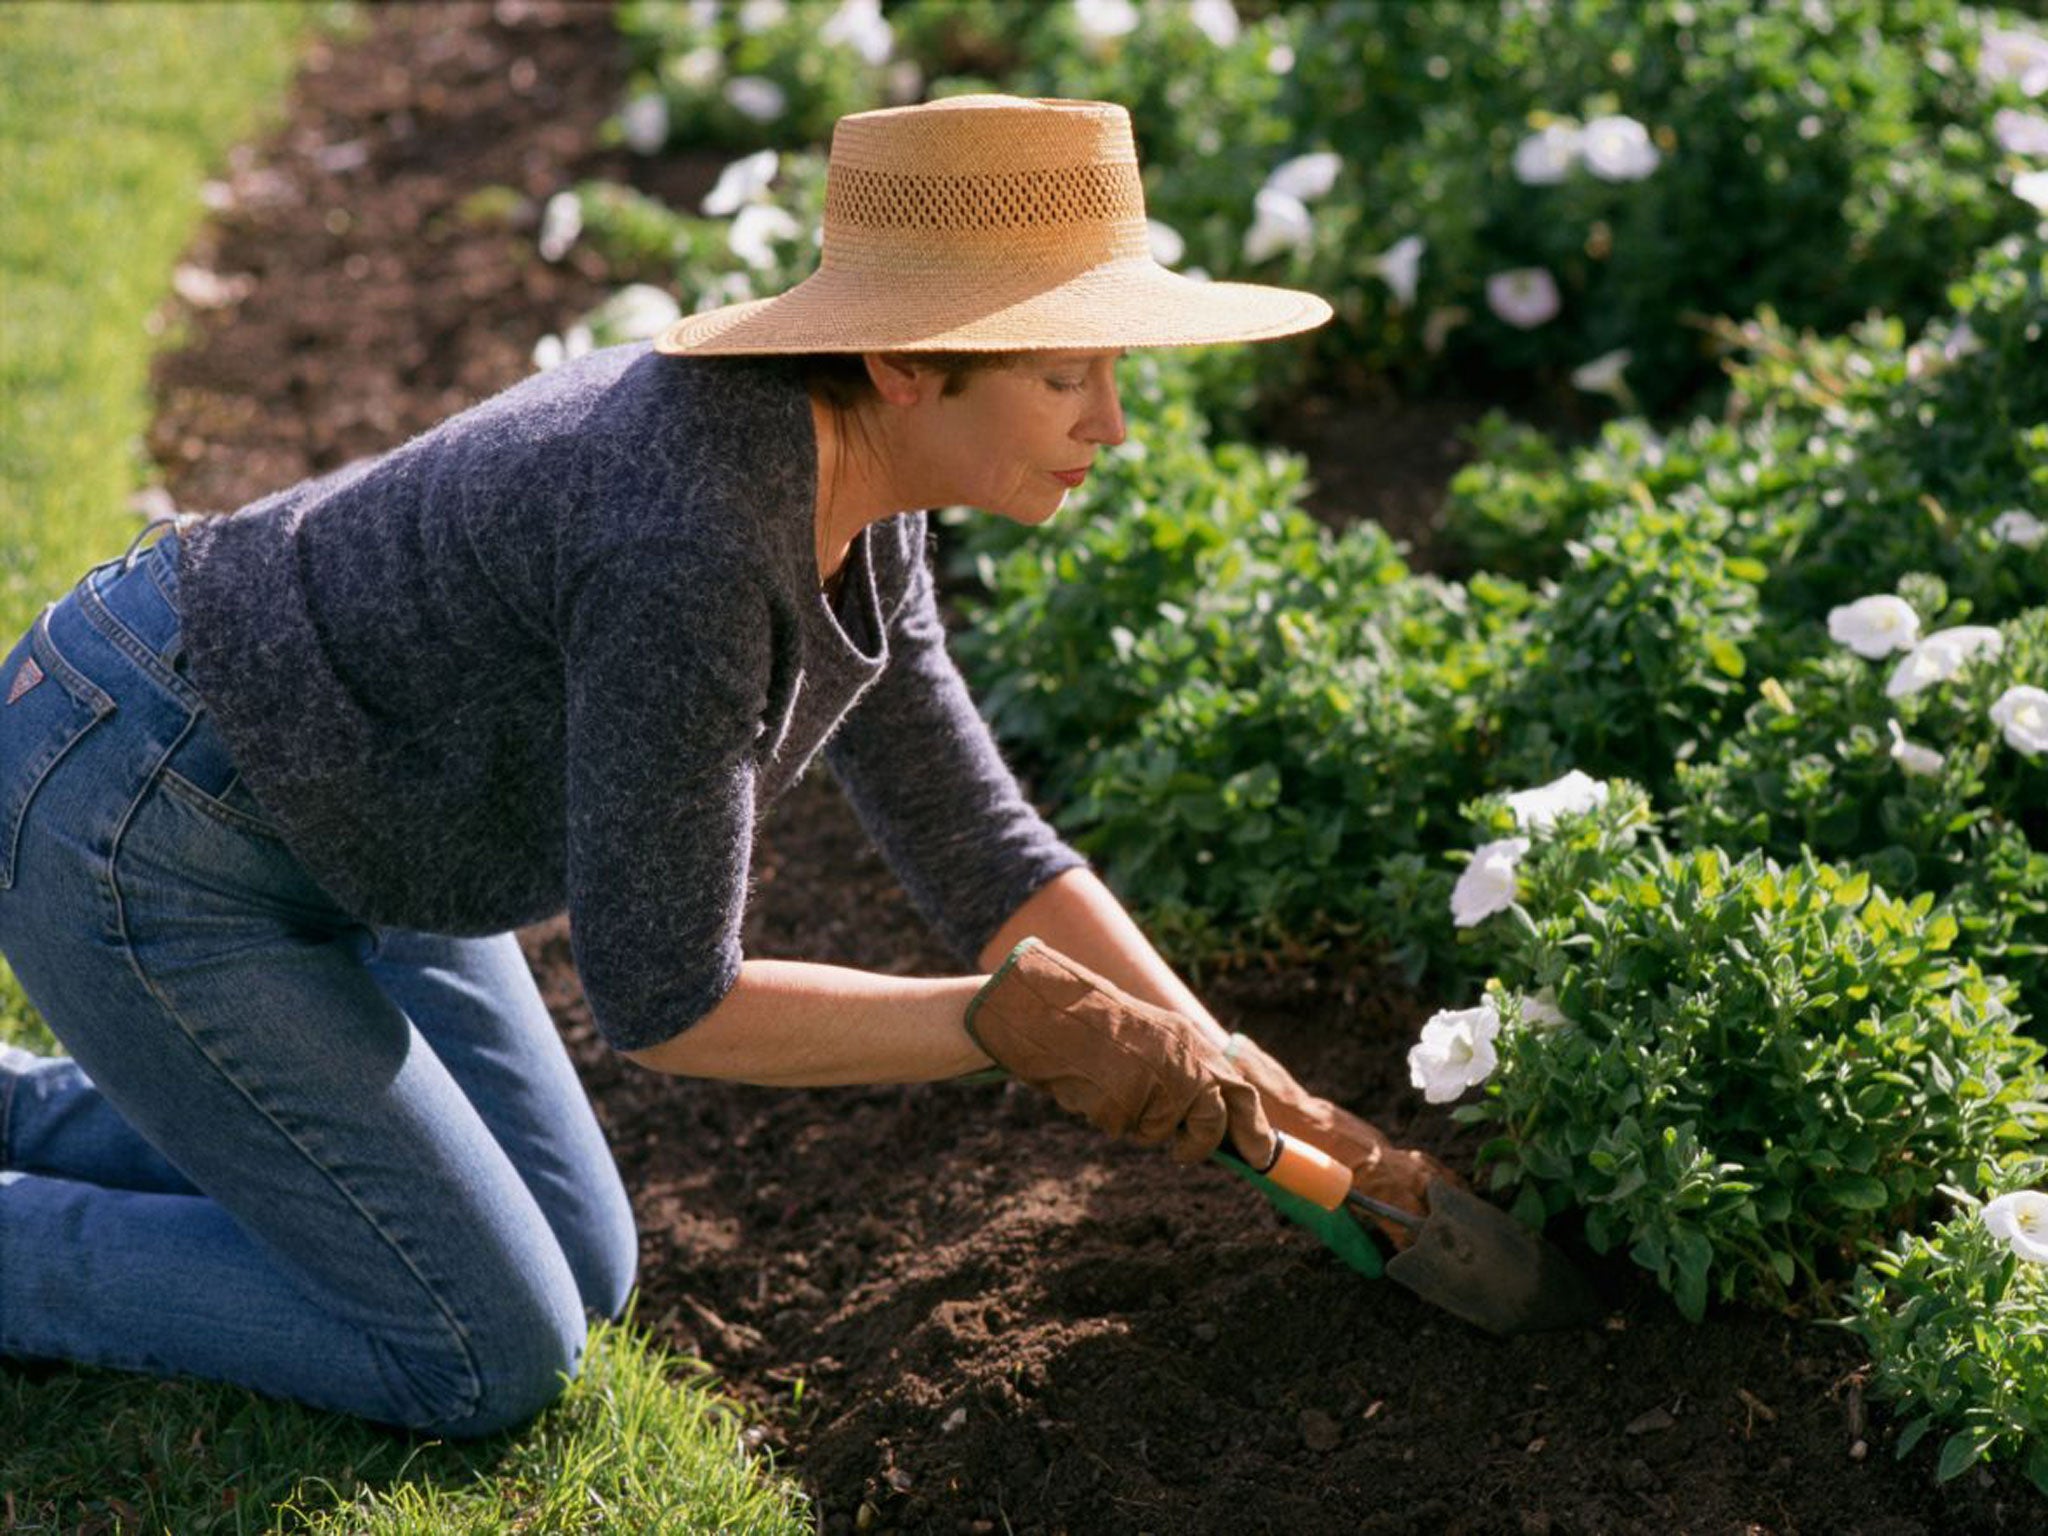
[{"xmin": 175, "ymin": 342, "xmax": 1087, "ymax": 1051}]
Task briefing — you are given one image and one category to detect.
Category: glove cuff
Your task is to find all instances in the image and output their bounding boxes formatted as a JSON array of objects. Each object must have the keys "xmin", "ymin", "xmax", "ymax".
[{"xmin": 964, "ymin": 935, "xmax": 1045, "ymax": 1051}]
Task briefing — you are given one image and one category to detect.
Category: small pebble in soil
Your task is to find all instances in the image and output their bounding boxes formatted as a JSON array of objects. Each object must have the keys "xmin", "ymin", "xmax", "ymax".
[
  {"xmin": 1299, "ymin": 1409, "xmax": 1342, "ymax": 1453},
  {"xmin": 1624, "ymin": 1406, "xmax": 1676, "ymax": 1436},
  {"xmin": 1191, "ymin": 1322, "xmax": 1219, "ymax": 1344},
  {"xmin": 1621, "ymin": 1457, "xmax": 1657, "ymax": 1491},
  {"xmin": 1520, "ymin": 1512, "xmax": 1554, "ymax": 1536}
]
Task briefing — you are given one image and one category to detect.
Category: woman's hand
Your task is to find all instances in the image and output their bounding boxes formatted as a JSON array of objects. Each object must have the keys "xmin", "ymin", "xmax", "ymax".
[
  {"xmin": 966, "ymin": 938, "xmax": 1274, "ymax": 1167},
  {"xmin": 1224, "ymin": 1030, "xmax": 1458, "ymax": 1249}
]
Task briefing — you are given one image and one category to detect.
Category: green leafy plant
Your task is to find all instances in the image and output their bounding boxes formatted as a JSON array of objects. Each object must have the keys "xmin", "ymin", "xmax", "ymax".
[
  {"xmin": 1846, "ymin": 1156, "xmax": 2048, "ymax": 1494},
  {"xmin": 1675, "ymin": 604, "xmax": 2048, "ymax": 1017},
  {"xmin": 1452, "ymin": 809, "xmax": 2048, "ymax": 1321}
]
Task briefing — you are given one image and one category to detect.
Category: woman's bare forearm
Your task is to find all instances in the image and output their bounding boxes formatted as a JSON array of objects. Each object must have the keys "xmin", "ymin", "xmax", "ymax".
[{"xmin": 622, "ymin": 959, "xmax": 992, "ymax": 1085}]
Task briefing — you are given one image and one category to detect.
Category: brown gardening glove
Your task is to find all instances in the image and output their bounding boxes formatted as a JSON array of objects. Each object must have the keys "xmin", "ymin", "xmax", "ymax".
[
  {"xmin": 1224, "ymin": 1030, "xmax": 1460, "ymax": 1250},
  {"xmin": 965, "ymin": 938, "xmax": 1276, "ymax": 1168}
]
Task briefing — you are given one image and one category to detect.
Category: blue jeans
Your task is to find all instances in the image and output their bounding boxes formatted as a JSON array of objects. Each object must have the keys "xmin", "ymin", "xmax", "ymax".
[{"xmin": 0, "ymin": 528, "xmax": 636, "ymax": 1436}]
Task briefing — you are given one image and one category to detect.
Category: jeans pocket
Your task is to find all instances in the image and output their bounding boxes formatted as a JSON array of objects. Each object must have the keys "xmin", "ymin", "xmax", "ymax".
[{"xmin": 0, "ymin": 613, "xmax": 116, "ymax": 891}]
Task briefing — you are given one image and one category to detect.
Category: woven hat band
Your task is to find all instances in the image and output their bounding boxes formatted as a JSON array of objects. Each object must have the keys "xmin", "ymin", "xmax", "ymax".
[{"xmin": 826, "ymin": 161, "xmax": 1145, "ymax": 233}]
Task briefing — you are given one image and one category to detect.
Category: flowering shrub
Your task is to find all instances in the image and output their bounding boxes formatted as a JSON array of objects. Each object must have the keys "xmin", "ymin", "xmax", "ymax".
[
  {"xmin": 1491, "ymin": 495, "xmax": 1765, "ymax": 798},
  {"xmin": 1846, "ymin": 1156, "xmax": 2048, "ymax": 1493},
  {"xmin": 1674, "ymin": 604, "xmax": 2048, "ymax": 1015},
  {"xmin": 603, "ymin": 1, "xmax": 2048, "ymax": 422},
  {"xmin": 1443, "ymin": 232, "xmax": 2048, "ymax": 634},
  {"xmin": 1447, "ymin": 811, "xmax": 2048, "ymax": 1321},
  {"xmin": 614, "ymin": 0, "xmax": 908, "ymax": 151}
]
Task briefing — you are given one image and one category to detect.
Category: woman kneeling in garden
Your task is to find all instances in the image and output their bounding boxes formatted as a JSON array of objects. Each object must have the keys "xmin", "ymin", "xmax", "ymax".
[{"xmin": 0, "ymin": 96, "xmax": 1447, "ymax": 1435}]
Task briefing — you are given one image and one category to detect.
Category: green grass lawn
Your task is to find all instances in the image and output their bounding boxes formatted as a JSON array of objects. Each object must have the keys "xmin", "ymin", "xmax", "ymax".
[{"xmin": 0, "ymin": 7, "xmax": 811, "ymax": 1529}]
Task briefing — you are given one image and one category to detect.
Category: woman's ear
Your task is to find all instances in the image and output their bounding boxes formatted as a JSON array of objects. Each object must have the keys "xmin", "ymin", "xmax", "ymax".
[{"xmin": 862, "ymin": 352, "xmax": 932, "ymax": 408}]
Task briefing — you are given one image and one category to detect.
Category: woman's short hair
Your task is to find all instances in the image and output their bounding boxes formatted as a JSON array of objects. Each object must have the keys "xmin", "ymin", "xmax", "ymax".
[{"xmin": 798, "ymin": 351, "xmax": 1019, "ymax": 409}]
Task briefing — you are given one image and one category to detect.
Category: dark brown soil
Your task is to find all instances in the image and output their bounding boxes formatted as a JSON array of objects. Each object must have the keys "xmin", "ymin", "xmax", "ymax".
[{"xmin": 136, "ymin": 4, "xmax": 2032, "ymax": 1532}]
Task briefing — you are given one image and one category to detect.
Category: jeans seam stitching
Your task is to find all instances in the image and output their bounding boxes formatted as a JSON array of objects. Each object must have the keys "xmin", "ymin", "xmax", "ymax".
[
  {"xmin": 103, "ymin": 752, "xmax": 487, "ymax": 1422},
  {"xmin": 75, "ymin": 579, "xmax": 198, "ymax": 710}
]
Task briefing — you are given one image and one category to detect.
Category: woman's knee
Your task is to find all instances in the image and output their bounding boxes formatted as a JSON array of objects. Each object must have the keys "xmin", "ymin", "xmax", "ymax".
[
  {"xmin": 382, "ymin": 1275, "xmax": 594, "ymax": 1439},
  {"xmin": 565, "ymin": 1173, "xmax": 639, "ymax": 1323}
]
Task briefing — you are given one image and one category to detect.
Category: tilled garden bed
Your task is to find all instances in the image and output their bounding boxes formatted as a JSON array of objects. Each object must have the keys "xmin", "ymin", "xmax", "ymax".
[{"xmin": 141, "ymin": 4, "xmax": 2026, "ymax": 1530}]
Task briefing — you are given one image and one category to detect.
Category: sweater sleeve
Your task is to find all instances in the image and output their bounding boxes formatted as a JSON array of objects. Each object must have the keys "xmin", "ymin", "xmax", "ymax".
[
  {"xmin": 563, "ymin": 536, "xmax": 770, "ymax": 1051},
  {"xmin": 824, "ymin": 525, "xmax": 1090, "ymax": 968}
]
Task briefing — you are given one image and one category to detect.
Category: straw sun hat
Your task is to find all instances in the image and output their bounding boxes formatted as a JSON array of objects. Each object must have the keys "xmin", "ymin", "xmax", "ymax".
[{"xmin": 654, "ymin": 94, "xmax": 1332, "ymax": 356}]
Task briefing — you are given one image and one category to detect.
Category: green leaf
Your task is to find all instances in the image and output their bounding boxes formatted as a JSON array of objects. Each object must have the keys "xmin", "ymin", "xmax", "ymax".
[
  {"xmin": 1935, "ymin": 1430, "xmax": 1983, "ymax": 1483},
  {"xmin": 1705, "ymin": 634, "xmax": 1747, "ymax": 679},
  {"xmin": 1830, "ymin": 1174, "xmax": 1890, "ymax": 1211}
]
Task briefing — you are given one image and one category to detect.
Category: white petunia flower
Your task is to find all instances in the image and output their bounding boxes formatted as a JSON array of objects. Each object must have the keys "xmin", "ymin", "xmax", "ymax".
[
  {"xmin": 1266, "ymin": 42, "xmax": 1296, "ymax": 74},
  {"xmin": 737, "ymin": 0, "xmax": 789, "ymax": 34},
  {"xmin": 1241, "ymin": 186, "xmax": 1315, "ymax": 263},
  {"xmin": 821, "ymin": 0, "xmax": 893, "ymax": 66},
  {"xmin": 1187, "ymin": 0, "xmax": 1241, "ymax": 47},
  {"xmin": 886, "ymin": 59, "xmax": 924, "ymax": 104},
  {"xmin": 1512, "ymin": 121, "xmax": 1582, "ymax": 186},
  {"xmin": 1503, "ymin": 770, "xmax": 1609, "ymax": 832},
  {"xmin": 1368, "ymin": 234, "xmax": 1425, "ymax": 307},
  {"xmin": 729, "ymin": 203, "xmax": 802, "ymax": 270},
  {"xmin": 1451, "ymin": 837, "xmax": 1530, "ymax": 928},
  {"xmin": 1828, "ymin": 594, "xmax": 1921, "ymax": 659},
  {"xmin": 695, "ymin": 270, "xmax": 756, "ymax": 313},
  {"xmin": 620, "ymin": 91, "xmax": 669, "ymax": 155},
  {"xmin": 1409, "ymin": 1000, "xmax": 1503, "ymax": 1103},
  {"xmin": 1993, "ymin": 107, "xmax": 2048, "ymax": 156},
  {"xmin": 702, "ymin": 149, "xmax": 779, "ymax": 216},
  {"xmin": 1570, "ymin": 348, "xmax": 1633, "ymax": 401},
  {"xmin": 668, "ymin": 45, "xmax": 724, "ymax": 93},
  {"xmin": 1264, "ymin": 151, "xmax": 1342, "ymax": 202},
  {"xmin": 2015, "ymin": 170, "xmax": 2048, "ymax": 212},
  {"xmin": 1982, "ymin": 1190, "xmax": 2048, "ymax": 1263},
  {"xmin": 1990, "ymin": 685, "xmax": 2048, "ymax": 755},
  {"xmin": 1945, "ymin": 322, "xmax": 1984, "ymax": 363},
  {"xmin": 723, "ymin": 75, "xmax": 788, "ymax": 124},
  {"xmin": 1581, "ymin": 114, "xmax": 1661, "ymax": 181},
  {"xmin": 538, "ymin": 190, "xmax": 583, "ymax": 262},
  {"xmin": 1887, "ymin": 719, "xmax": 1946, "ymax": 777},
  {"xmin": 1146, "ymin": 219, "xmax": 1186, "ymax": 267},
  {"xmin": 539, "ymin": 323, "xmax": 594, "ymax": 368},
  {"xmin": 588, "ymin": 283, "xmax": 682, "ymax": 343},
  {"xmin": 1485, "ymin": 267, "xmax": 1561, "ymax": 329},
  {"xmin": 1992, "ymin": 509, "xmax": 2047, "ymax": 549},
  {"xmin": 1885, "ymin": 626, "xmax": 2006, "ymax": 698},
  {"xmin": 1073, "ymin": 0, "xmax": 1139, "ymax": 42},
  {"xmin": 1979, "ymin": 25, "xmax": 2048, "ymax": 98},
  {"xmin": 1518, "ymin": 990, "xmax": 1570, "ymax": 1031}
]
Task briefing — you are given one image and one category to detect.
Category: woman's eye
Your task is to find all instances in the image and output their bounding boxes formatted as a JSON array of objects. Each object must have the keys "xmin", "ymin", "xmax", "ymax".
[{"xmin": 1047, "ymin": 376, "xmax": 1085, "ymax": 392}]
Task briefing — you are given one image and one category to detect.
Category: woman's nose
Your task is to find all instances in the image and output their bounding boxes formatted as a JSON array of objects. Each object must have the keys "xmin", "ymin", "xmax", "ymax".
[{"xmin": 1079, "ymin": 381, "xmax": 1126, "ymax": 447}]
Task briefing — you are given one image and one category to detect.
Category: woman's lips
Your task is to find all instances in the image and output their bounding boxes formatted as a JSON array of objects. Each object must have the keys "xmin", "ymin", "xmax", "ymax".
[{"xmin": 1050, "ymin": 468, "xmax": 1089, "ymax": 488}]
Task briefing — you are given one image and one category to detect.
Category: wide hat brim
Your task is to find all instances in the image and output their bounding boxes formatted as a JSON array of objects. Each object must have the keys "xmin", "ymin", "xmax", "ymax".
[{"xmin": 655, "ymin": 258, "xmax": 1333, "ymax": 356}]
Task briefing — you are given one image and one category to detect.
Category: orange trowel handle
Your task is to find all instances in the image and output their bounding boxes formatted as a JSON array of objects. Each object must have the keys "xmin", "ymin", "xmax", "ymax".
[
  {"xmin": 1260, "ymin": 1131, "xmax": 1354, "ymax": 1211},
  {"xmin": 1261, "ymin": 1132, "xmax": 1429, "ymax": 1233}
]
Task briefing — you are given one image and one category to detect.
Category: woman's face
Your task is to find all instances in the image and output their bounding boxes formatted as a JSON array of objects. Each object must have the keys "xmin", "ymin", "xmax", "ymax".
[{"xmin": 907, "ymin": 350, "xmax": 1128, "ymax": 524}]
